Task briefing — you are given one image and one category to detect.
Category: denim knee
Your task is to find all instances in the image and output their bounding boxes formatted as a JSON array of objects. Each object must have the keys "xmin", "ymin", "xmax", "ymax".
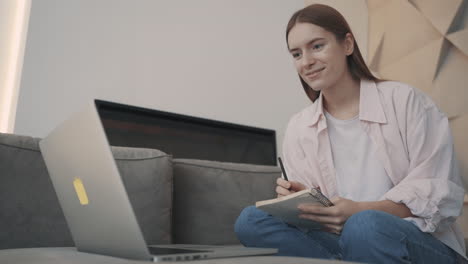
[
  {"xmin": 340, "ymin": 210, "xmax": 461, "ymax": 263},
  {"xmin": 234, "ymin": 206, "xmax": 266, "ymax": 245},
  {"xmin": 340, "ymin": 210, "xmax": 394, "ymax": 249}
]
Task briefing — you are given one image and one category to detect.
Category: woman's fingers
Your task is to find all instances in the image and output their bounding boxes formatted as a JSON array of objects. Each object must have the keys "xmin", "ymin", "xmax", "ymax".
[
  {"xmin": 276, "ymin": 185, "xmax": 292, "ymax": 196},
  {"xmin": 276, "ymin": 177, "xmax": 291, "ymax": 189},
  {"xmin": 276, "ymin": 177, "xmax": 307, "ymax": 192},
  {"xmin": 289, "ymin": 181, "xmax": 306, "ymax": 192},
  {"xmin": 322, "ymin": 224, "xmax": 343, "ymax": 234}
]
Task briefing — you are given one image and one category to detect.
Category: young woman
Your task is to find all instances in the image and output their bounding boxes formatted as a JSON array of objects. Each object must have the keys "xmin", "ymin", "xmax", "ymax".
[{"xmin": 235, "ymin": 4, "xmax": 466, "ymax": 263}]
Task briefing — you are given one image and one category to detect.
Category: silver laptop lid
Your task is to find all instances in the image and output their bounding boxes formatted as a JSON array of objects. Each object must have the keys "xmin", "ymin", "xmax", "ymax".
[{"xmin": 39, "ymin": 101, "xmax": 152, "ymax": 261}]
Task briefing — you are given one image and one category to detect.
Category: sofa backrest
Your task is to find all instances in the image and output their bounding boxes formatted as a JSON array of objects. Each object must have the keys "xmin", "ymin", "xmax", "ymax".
[
  {"xmin": 172, "ymin": 159, "xmax": 279, "ymax": 245},
  {"xmin": 0, "ymin": 132, "xmax": 281, "ymax": 249}
]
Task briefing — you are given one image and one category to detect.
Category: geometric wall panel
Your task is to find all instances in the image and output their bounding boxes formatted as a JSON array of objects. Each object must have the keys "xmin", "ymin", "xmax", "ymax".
[
  {"xmin": 368, "ymin": 0, "xmax": 443, "ymax": 68},
  {"xmin": 378, "ymin": 38, "xmax": 447, "ymax": 95},
  {"xmin": 447, "ymin": 29, "xmax": 468, "ymax": 56},
  {"xmin": 432, "ymin": 46, "xmax": 468, "ymax": 119},
  {"xmin": 451, "ymin": 114, "xmax": 468, "ymax": 189},
  {"xmin": 368, "ymin": 0, "xmax": 468, "ymax": 187},
  {"xmin": 409, "ymin": 0, "xmax": 462, "ymax": 34}
]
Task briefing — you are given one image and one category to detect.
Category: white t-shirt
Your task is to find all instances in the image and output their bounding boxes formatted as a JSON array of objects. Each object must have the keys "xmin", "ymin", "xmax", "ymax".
[{"xmin": 324, "ymin": 111, "xmax": 393, "ymax": 202}]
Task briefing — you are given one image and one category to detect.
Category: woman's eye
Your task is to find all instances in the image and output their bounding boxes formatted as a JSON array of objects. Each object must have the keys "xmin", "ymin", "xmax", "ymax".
[
  {"xmin": 312, "ymin": 43, "xmax": 324, "ymax": 50},
  {"xmin": 291, "ymin": 52, "xmax": 301, "ymax": 58}
]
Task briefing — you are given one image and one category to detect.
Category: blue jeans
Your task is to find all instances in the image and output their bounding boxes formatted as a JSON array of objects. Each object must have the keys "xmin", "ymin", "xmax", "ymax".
[{"xmin": 235, "ymin": 206, "xmax": 459, "ymax": 263}]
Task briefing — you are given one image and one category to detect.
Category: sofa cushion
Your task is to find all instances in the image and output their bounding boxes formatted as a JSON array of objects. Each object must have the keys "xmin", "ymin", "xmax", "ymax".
[
  {"xmin": 172, "ymin": 159, "xmax": 280, "ymax": 245},
  {"xmin": 0, "ymin": 133, "xmax": 173, "ymax": 249},
  {"xmin": 111, "ymin": 146, "xmax": 173, "ymax": 245}
]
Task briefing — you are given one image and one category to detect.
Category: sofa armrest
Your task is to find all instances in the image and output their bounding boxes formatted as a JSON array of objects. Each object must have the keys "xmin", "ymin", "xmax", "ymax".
[{"xmin": 172, "ymin": 159, "xmax": 280, "ymax": 245}]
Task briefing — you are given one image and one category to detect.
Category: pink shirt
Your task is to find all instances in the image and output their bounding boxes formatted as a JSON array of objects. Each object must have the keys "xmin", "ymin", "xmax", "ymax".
[{"xmin": 282, "ymin": 79, "xmax": 466, "ymax": 258}]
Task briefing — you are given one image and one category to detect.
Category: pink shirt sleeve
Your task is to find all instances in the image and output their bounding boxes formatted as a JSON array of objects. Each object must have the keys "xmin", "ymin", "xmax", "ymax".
[
  {"xmin": 282, "ymin": 115, "xmax": 309, "ymax": 184},
  {"xmin": 382, "ymin": 89, "xmax": 465, "ymax": 232}
]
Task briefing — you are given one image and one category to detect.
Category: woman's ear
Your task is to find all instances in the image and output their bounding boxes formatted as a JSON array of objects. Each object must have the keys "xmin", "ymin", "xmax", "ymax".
[{"xmin": 344, "ymin": 33, "xmax": 354, "ymax": 56}]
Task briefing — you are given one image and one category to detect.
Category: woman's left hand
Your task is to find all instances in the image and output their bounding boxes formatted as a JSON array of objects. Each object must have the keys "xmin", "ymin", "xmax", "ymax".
[{"xmin": 297, "ymin": 197, "xmax": 361, "ymax": 234}]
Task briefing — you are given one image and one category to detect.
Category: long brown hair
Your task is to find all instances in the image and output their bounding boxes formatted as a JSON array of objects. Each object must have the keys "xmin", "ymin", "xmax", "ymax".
[{"xmin": 286, "ymin": 4, "xmax": 379, "ymax": 102}]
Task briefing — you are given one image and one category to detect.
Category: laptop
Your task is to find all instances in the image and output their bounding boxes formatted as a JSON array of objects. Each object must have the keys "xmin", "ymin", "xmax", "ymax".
[{"xmin": 39, "ymin": 100, "xmax": 277, "ymax": 262}]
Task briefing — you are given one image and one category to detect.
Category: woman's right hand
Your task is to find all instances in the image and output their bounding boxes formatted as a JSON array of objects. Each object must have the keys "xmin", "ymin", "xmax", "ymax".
[{"xmin": 276, "ymin": 177, "xmax": 307, "ymax": 197}]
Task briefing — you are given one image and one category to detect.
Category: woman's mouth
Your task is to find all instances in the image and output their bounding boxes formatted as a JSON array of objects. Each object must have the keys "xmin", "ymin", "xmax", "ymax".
[{"xmin": 305, "ymin": 68, "xmax": 325, "ymax": 80}]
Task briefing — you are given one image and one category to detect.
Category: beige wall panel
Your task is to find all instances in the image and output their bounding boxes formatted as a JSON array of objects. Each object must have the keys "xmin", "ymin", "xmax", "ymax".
[
  {"xmin": 378, "ymin": 38, "xmax": 445, "ymax": 94},
  {"xmin": 366, "ymin": 0, "xmax": 387, "ymax": 12},
  {"xmin": 409, "ymin": 0, "xmax": 463, "ymax": 34},
  {"xmin": 450, "ymin": 114, "xmax": 468, "ymax": 189},
  {"xmin": 367, "ymin": 3, "xmax": 387, "ymax": 65},
  {"xmin": 368, "ymin": 36, "xmax": 384, "ymax": 74},
  {"xmin": 304, "ymin": 0, "xmax": 368, "ymax": 61},
  {"xmin": 369, "ymin": 0, "xmax": 443, "ymax": 69},
  {"xmin": 447, "ymin": 29, "xmax": 468, "ymax": 56},
  {"xmin": 432, "ymin": 46, "xmax": 468, "ymax": 119}
]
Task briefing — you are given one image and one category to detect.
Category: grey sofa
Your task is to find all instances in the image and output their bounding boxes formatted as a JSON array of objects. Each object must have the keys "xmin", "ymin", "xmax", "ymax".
[{"xmin": 1, "ymin": 132, "xmax": 351, "ymax": 264}]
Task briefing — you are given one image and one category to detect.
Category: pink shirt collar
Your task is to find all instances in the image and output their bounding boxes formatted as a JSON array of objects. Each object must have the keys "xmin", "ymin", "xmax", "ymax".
[{"xmin": 306, "ymin": 79, "xmax": 387, "ymax": 127}]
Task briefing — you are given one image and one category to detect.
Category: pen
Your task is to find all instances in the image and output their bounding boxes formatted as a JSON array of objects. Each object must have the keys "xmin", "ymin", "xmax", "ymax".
[{"xmin": 277, "ymin": 157, "xmax": 289, "ymax": 181}]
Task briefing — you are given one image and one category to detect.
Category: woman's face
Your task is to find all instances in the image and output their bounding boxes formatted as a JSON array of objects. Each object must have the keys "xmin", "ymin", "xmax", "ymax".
[{"xmin": 287, "ymin": 22, "xmax": 353, "ymax": 92}]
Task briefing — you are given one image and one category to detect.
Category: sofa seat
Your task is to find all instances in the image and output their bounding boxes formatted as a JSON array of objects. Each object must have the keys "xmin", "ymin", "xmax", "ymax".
[{"xmin": 0, "ymin": 247, "xmax": 353, "ymax": 264}]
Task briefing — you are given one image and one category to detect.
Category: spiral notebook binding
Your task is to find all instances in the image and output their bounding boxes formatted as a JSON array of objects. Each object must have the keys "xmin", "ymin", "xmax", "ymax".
[{"xmin": 310, "ymin": 188, "xmax": 334, "ymax": 207}]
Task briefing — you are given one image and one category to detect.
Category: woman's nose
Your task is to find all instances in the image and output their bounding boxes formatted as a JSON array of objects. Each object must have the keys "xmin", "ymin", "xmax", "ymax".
[{"xmin": 301, "ymin": 52, "xmax": 316, "ymax": 68}]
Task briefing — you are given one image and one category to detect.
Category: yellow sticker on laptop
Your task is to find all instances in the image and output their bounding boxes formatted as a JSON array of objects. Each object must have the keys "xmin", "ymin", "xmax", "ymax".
[{"xmin": 73, "ymin": 178, "xmax": 89, "ymax": 205}]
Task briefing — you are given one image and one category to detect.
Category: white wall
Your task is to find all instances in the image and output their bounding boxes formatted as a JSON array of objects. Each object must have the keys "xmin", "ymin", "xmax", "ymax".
[{"xmin": 14, "ymin": 0, "xmax": 309, "ymax": 155}]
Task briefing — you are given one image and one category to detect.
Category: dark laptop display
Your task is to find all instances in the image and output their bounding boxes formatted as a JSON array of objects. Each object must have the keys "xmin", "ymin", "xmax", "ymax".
[{"xmin": 95, "ymin": 100, "xmax": 277, "ymax": 166}]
